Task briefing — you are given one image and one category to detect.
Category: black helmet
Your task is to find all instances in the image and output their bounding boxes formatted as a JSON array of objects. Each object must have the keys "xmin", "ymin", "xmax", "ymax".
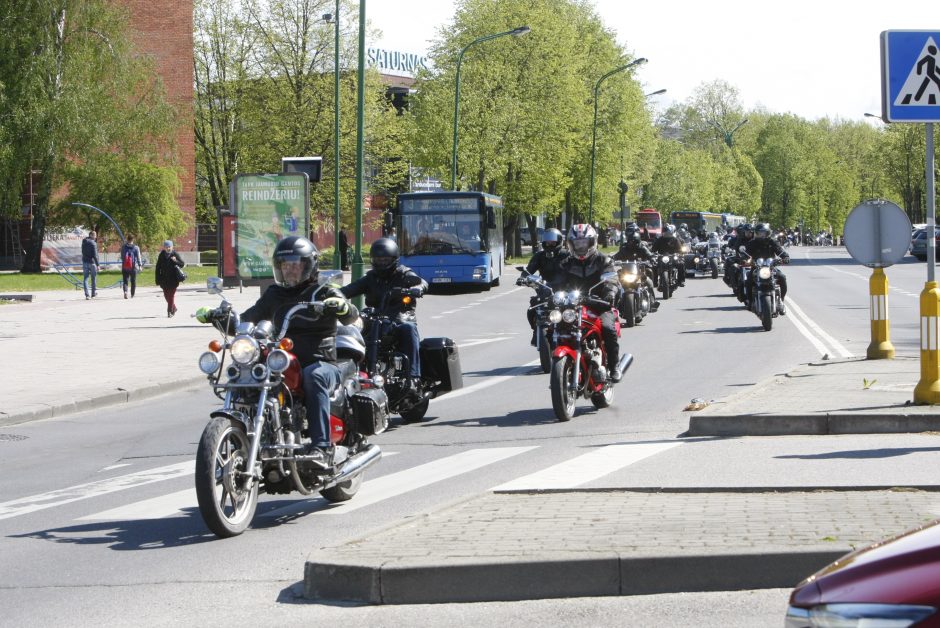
[
  {"xmin": 755, "ymin": 223, "xmax": 772, "ymax": 239},
  {"xmin": 272, "ymin": 236, "xmax": 319, "ymax": 288},
  {"xmin": 631, "ymin": 231, "xmax": 642, "ymax": 243},
  {"xmin": 541, "ymin": 228, "xmax": 564, "ymax": 253},
  {"xmin": 370, "ymin": 237, "xmax": 399, "ymax": 276}
]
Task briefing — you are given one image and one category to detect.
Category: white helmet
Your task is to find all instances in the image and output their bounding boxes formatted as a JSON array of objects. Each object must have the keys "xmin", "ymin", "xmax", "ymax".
[{"xmin": 567, "ymin": 224, "xmax": 598, "ymax": 259}]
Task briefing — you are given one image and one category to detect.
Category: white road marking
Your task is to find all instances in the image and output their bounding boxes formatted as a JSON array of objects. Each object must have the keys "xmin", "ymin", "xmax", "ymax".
[
  {"xmin": 457, "ymin": 336, "xmax": 515, "ymax": 348},
  {"xmin": 0, "ymin": 461, "xmax": 194, "ymax": 521},
  {"xmin": 100, "ymin": 463, "xmax": 132, "ymax": 472},
  {"xmin": 260, "ymin": 446, "xmax": 538, "ymax": 518},
  {"xmin": 787, "ymin": 297, "xmax": 854, "ymax": 358},
  {"xmin": 79, "ymin": 488, "xmax": 195, "ymax": 521},
  {"xmin": 783, "ymin": 305, "xmax": 831, "ymax": 356},
  {"xmin": 431, "ymin": 360, "xmax": 541, "ymax": 403},
  {"xmin": 491, "ymin": 442, "xmax": 682, "ymax": 491}
]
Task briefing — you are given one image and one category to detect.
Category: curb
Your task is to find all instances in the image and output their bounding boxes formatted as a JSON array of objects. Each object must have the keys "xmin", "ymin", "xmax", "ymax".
[
  {"xmin": 0, "ymin": 376, "xmax": 205, "ymax": 428},
  {"xmin": 688, "ymin": 412, "xmax": 940, "ymax": 436},
  {"xmin": 304, "ymin": 549, "xmax": 845, "ymax": 604}
]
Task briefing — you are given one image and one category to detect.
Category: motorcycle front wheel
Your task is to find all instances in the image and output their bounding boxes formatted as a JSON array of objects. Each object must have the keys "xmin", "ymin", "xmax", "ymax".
[
  {"xmin": 195, "ymin": 417, "xmax": 259, "ymax": 538},
  {"xmin": 550, "ymin": 357, "xmax": 576, "ymax": 422},
  {"xmin": 537, "ymin": 327, "xmax": 551, "ymax": 373},
  {"xmin": 761, "ymin": 294, "xmax": 773, "ymax": 331},
  {"xmin": 710, "ymin": 258, "xmax": 719, "ymax": 279},
  {"xmin": 621, "ymin": 295, "xmax": 636, "ymax": 328},
  {"xmin": 660, "ymin": 271, "xmax": 672, "ymax": 299}
]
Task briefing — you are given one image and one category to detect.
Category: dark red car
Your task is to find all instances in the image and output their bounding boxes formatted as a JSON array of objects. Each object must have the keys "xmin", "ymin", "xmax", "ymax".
[{"xmin": 786, "ymin": 519, "xmax": 940, "ymax": 627}]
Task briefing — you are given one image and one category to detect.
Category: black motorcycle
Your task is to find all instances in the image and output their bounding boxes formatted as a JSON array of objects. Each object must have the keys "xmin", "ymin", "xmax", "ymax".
[
  {"xmin": 360, "ymin": 288, "xmax": 463, "ymax": 422},
  {"xmin": 616, "ymin": 260, "xmax": 655, "ymax": 327},
  {"xmin": 739, "ymin": 251, "xmax": 785, "ymax": 331},
  {"xmin": 655, "ymin": 254, "xmax": 680, "ymax": 299},
  {"xmin": 516, "ymin": 267, "xmax": 554, "ymax": 373}
]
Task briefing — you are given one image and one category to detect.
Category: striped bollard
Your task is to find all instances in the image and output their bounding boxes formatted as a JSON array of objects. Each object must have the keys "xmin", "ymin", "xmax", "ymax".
[
  {"xmin": 914, "ymin": 281, "xmax": 940, "ymax": 404},
  {"xmin": 866, "ymin": 268, "xmax": 895, "ymax": 359}
]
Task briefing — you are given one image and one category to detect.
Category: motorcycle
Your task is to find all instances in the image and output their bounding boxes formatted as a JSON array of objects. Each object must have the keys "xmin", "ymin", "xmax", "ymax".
[
  {"xmin": 516, "ymin": 267, "xmax": 555, "ymax": 373},
  {"xmin": 615, "ymin": 260, "xmax": 654, "ymax": 327},
  {"xmin": 193, "ymin": 274, "xmax": 388, "ymax": 538},
  {"xmin": 546, "ymin": 275, "xmax": 633, "ymax": 422},
  {"xmin": 655, "ymin": 254, "xmax": 680, "ymax": 299},
  {"xmin": 359, "ymin": 289, "xmax": 463, "ymax": 422},
  {"xmin": 739, "ymin": 251, "xmax": 785, "ymax": 331}
]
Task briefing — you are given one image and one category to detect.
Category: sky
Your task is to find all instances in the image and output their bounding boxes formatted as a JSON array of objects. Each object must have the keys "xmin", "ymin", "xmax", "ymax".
[{"xmin": 367, "ymin": 0, "xmax": 937, "ymax": 123}]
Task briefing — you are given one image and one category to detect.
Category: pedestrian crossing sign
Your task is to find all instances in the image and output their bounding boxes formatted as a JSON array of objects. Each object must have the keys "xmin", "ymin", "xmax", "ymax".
[{"xmin": 882, "ymin": 30, "xmax": 940, "ymax": 122}]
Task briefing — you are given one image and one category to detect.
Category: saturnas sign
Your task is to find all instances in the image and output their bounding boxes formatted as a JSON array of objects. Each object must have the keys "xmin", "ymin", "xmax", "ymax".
[{"xmin": 367, "ymin": 47, "xmax": 429, "ymax": 76}]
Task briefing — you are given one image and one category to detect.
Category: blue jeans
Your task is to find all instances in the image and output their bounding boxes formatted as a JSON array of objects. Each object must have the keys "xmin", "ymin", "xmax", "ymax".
[
  {"xmin": 301, "ymin": 360, "xmax": 342, "ymax": 448},
  {"xmin": 82, "ymin": 263, "xmax": 98, "ymax": 297},
  {"xmin": 389, "ymin": 321, "xmax": 421, "ymax": 377}
]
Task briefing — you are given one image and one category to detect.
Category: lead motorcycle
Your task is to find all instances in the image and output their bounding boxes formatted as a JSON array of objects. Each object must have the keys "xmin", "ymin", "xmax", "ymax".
[
  {"xmin": 739, "ymin": 250, "xmax": 786, "ymax": 331},
  {"xmin": 359, "ymin": 288, "xmax": 463, "ymax": 423},
  {"xmin": 546, "ymin": 274, "xmax": 634, "ymax": 422},
  {"xmin": 193, "ymin": 275, "xmax": 388, "ymax": 538},
  {"xmin": 655, "ymin": 253, "xmax": 680, "ymax": 299}
]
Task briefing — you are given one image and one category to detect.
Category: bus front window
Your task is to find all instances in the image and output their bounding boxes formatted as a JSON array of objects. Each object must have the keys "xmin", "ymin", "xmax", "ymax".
[{"xmin": 400, "ymin": 213, "xmax": 482, "ymax": 255}]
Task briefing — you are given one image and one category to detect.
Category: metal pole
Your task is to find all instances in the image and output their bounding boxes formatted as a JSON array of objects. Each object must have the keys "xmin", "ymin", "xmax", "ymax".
[
  {"xmin": 915, "ymin": 123, "xmax": 940, "ymax": 403},
  {"xmin": 351, "ymin": 0, "xmax": 366, "ymax": 306},
  {"xmin": 333, "ymin": 0, "xmax": 341, "ymax": 269},
  {"xmin": 929, "ymin": 122, "xmax": 936, "ymax": 283}
]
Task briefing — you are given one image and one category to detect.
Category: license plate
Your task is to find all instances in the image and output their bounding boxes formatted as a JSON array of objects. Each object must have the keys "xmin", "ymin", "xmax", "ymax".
[{"xmin": 432, "ymin": 277, "xmax": 452, "ymax": 283}]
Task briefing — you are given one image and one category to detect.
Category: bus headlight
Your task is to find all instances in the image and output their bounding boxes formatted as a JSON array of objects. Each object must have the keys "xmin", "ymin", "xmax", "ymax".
[{"xmin": 473, "ymin": 266, "xmax": 486, "ymax": 280}]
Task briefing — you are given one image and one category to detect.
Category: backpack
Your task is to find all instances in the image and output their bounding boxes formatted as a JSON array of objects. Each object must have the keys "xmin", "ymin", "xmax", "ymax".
[{"xmin": 122, "ymin": 247, "xmax": 134, "ymax": 271}]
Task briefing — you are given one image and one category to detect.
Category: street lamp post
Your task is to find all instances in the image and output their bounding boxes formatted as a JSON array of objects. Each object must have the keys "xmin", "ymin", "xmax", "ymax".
[
  {"xmin": 350, "ymin": 0, "xmax": 367, "ymax": 303},
  {"xmin": 710, "ymin": 118, "xmax": 749, "ymax": 148},
  {"xmin": 323, "ymin": 6, "xmax": 341, "ymax": 269},
  {"xmin": 644, "ymin": 88, "xmax": 667, "ymax": 98},
  {"xmin": 450, "ymin": 26, "xmax": 530, "ymax": 190},
  {"xmin": 588, "ymin": 57, "xmax": 647, "ymax": 223}
]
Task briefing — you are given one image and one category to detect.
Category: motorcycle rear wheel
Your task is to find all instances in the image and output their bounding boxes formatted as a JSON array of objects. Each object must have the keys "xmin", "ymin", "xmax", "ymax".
[
  {"xmin": 400, "ymin": 397, "xmax": 430, "ymax": 423},
  {"xmin": 195, "ymin": 417, "xmax": 258, "ymax": 538},
  {"xmin": 537, "ymin": 328, "xmax": 551, "ymax": 373},
  {"xmin": 320, "ymin": 473, "xmax": 363, "ymax": 503},
  {"xmin": 550, "ymin": 357, "xmax": 576, "ymax": 422},
  {"xmin": 591, "ymin": 383, "xmax": 614, "ymax": 409},
  {"xmin": 761, "ymin": 295, "xmax": 773, "ymax": 331}
]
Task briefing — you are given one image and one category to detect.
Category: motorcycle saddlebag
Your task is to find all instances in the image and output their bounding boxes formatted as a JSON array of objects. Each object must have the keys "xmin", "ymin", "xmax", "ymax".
[
  {"xmin": 351, "ymin": 388, "xmax": 390, "ymax": 435},
  {"xmin": 420, "ymin": 337, "xmax": 463, "ymax": 392}
]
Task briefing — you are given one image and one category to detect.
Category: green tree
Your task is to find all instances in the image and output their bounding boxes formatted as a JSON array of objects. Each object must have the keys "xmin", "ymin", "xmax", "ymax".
[{"xmin": 0, "ymin": 0, "xmax": 179, "ymax": 272}]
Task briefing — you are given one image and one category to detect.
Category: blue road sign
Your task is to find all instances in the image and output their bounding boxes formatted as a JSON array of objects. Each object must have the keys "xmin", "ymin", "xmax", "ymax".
[{"xmin": 881, "ymin": 30, "xmax": 940, "ymax": 122}]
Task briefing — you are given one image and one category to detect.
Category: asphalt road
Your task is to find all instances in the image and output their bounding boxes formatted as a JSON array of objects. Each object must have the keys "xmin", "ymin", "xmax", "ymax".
[{"xmin": 3, "ymin": 245, "xmax": 940, "ymax": 626}]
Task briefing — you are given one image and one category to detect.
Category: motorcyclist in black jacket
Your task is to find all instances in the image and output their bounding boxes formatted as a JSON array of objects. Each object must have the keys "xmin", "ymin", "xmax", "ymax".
[
  {"xmin": 557, "ymin": 224, "xmax": 623, "ymax": 382},
  {"xmin": 197, "ymin": 236, "xmax": 358, "ymax": 467},
  {"xmin": 341, "ymin": 238, "xmax": 427, "ymax": 387},
  {"xmin": 651, "ymin": 224, "xmax": 686, "ymax": 286},
  {"xmin": 743, "ymin": 222, "xmax": 790, "ymax": 302},
  {"xmin": 613, "ymin": 225, "xmax": 659, "ymax": 311},
  {"xmin": 725, "ymin": 223, "xmax": 754, "ymax": 292},
  {"xmin": 519, "ymin": 228, "xmax": 568, "ymax": 343}
]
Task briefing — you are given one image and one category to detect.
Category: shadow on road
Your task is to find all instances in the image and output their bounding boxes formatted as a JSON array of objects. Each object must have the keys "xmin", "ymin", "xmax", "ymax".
[
  {"xmin": 679, "ymin": 326, "xmax": 757, "ymax": 335},
  {"xmin": 776, "ymin": 447, "xmax": 940, "ymax": 460}
]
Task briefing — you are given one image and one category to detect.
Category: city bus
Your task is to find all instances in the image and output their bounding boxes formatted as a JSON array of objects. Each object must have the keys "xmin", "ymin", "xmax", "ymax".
[
  {"xmin": 721, "ymin": 213, "xmax": 746, "ymax": 230},
  {"xmin": 633, "ymin": 208, "xmax": 663, "ymax": 240},
  {"xmin": 395, "ymin": 191, "xmax": 504, "ymax": 289},
  {"xmin": 670, "ymin": 211, "xmax": 723, "ymax": 238}
]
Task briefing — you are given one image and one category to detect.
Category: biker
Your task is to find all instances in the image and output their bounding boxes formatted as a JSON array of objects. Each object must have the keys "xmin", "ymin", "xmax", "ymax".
[
  {"xmin": 341, "ymin": 237, "xmax": 427, "ymax": 390},
  {"xmin": 519, "ymin": 228, "xmax": 569, "ymax": 344},
  {"xmin": 557, "ymin": 224, "xmax": 623, "ymax": 383},
  {"xmin": 196, "ymin": 236, "xmax": 358, "ymax": 467},
  {"xmin": 677, "ymin": 223, "xmax": 692, "ymax": 243},
  {"xmin": 651, "ymin": 224, "xmax": 686, "ymax": 287},
  {"xmin": 743, "ymin": 222, "xmax": 790, "ymax": 303},
  {"xmin": 725, "ymin": 223, "xmax": 754, "ymax": 292},
  {"xmin": 613, "ymin": 227, "xmax": 659, "ymax": 311}
]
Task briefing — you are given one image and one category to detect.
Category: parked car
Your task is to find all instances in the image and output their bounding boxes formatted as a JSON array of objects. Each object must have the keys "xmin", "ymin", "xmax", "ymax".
[
  {"xmin": 519, "ymin": 227, "xmax": 544, "ymax": 246},
  {"xmin": 910, "ymin": 228, "xmax": 939, "ymax": 261},
  {"xmin": 785, "ymin": 518, "xmax": 940, "ymax": 627}
]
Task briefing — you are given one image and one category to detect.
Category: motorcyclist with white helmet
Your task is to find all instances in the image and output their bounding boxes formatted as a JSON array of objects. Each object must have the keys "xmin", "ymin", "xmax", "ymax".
[
  {"xmin": 651, "ymin": 224, "xmax": 686, "ymax": 286},
  {"xmin": 556, "ymin": 224, "xmax": 623, "ymax": 382}
]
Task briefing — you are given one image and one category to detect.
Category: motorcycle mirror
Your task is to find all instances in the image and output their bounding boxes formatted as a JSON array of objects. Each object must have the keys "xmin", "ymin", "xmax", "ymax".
[
  {"xmin": 739, "ymin": 246, "xmax": 747, "ymax": 253},
  {"xmin": 319, "ymin": 269, "xmax": 343, "ymax": 286},
  {"xmin": 600, "ymin": 271, "xmax": 619, "ymax": 284},
  {"xmin": 207, "ymin": 276, "xmax": 224, "ymax": 295}
]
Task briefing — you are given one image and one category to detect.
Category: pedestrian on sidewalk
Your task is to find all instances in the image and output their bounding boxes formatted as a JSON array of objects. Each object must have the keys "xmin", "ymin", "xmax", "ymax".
[
  {"xmin": 82, "ymin": 230, "xmax": 100, "ymax": 299},
  {"xmin": 155, "ymin": 240, "xmax": 185, "ymax": 317},
  {"xmin": 339, "ymin": 228, "xmax": 350, "ymax": 271},
  {"xmin": 120, "ymin": 235, "xmax": 142, "ymax": 299}
]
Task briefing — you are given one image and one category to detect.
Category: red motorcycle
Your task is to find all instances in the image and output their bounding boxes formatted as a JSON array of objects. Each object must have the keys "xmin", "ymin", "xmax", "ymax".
[{"xmin": 546, "ymin": 275, "xmax": 633, "ymax": 422}]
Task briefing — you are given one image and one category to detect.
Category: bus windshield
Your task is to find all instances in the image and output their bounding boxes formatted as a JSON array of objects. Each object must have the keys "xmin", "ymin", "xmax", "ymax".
[
  {"xmin": 400, "ymin": 212, "xmax": 484, "ymax": 256},
  {"xmin": 635, "ymin": 213, "xmax": 661, "ymax": 229}
]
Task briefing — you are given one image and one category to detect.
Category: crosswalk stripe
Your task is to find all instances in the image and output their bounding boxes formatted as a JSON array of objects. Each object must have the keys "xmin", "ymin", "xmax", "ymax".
[
  {"xmin": 78, "ymin": 488, "xmax": 195, "ymax": 521},
  {"xmin": 260, "ymin": 446, "xmax": 538, "ymax": 518},
  {"xmin": 0, "ymin": 461, "xmax": 194, "ymax": 521},
  {"xmin": 491, "ymin": 442, "xmax": 682, "ymax": 491}
]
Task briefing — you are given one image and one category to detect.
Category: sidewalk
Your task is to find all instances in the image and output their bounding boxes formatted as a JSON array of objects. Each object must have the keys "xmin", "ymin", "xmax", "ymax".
[{"xmin": 5, "ymin": 285, "xmax": 940, "ymax": 604}]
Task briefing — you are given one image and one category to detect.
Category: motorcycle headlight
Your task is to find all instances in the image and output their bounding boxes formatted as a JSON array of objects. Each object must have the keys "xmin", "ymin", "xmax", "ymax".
[
  {"xmin": 198, "ymin": 351, "xmax": 220, "ymax": 374},
  {"xmin": 230, "ymin": 336, "xmax": 260, "ymax": 365},
  {"xmin": 758, "ymin": 267, "xmax": 772, "ymax": 280},
  {"xmin": 553, "ymin": 291, "xmax": 567, "ymax": 306},
  {"xmin": 562, "ymin": 309, "xmax": 578, "ymax": 324},
  {"xmin": 682, "ymin": 245, "xmax": 690, "ymax": 253},
  {"xmin": 693, "ymin": 257, "xmax": 700, "ymax": 264},
  {"xmin": 266, "ymin": 349, "xmax": 290, "ymax": 374},
  {"xmin": 548, "ymin": 309, "xmax": 562, "ymax": 324},
  {"xmin": 785, "ymin": 604, "xmax": 936, "ymax": 628},
  {"xmin": 662, "ymin": 255, "xmax": 671, "ymax": 263},
  {"xmin": 620, "ymin": 272, "xmax": 638, "ymax": 284}
]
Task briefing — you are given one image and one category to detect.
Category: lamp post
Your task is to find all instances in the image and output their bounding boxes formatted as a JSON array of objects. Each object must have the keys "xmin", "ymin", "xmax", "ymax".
[
  {"xmin": 323, "ymin": 7, "xmax": 341, "ymax": 269},
  {"xmin": 644, "ymin": 88, "xmax": 667, "ymax": 98},
  {"xmin": 350, "ymin": 0, "xmax": 366, "ymax": 302},
  {"xmin": 588, "ymin": 57, "xmax": 647, "ymax": 223},
  {"xmin": 450, "ymin": 25, "xmax": 530, "ymax": 190},
  {"xmin": 710, "ymin": 118, "xmax": 749, "ymax": 148}
]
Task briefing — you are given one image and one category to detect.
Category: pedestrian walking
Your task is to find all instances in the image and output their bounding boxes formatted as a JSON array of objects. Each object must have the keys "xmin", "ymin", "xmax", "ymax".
[
  {"xmin": 81, "ymin": 230, "xmax": 100, "ymax": 299},
  {"xmin": 339, "ymin": 228, "xmax": 350, "ymax": 271},
  {"xmin": 120, "ymin": 235, "xmax": 143, "ymax": 299},
  {"xmin": 155, "ymin": 240, "xmax": 185, "ymax": 317}
]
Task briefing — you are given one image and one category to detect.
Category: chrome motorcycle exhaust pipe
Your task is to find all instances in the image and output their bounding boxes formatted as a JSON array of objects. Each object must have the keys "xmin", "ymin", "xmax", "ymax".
[
  {"xmin": 326, "ymin": 443, "xmax": 383, "ymax": 487},
  {"xmin": 614, "ymin": 353, "xmax": 634, "ymax": 380}
]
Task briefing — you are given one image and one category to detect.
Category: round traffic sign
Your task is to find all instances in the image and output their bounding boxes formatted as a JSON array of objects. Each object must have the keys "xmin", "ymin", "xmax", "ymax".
[{"xmin": 843, "ymin": 199, "xmax": 912, "ymax": 268}]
